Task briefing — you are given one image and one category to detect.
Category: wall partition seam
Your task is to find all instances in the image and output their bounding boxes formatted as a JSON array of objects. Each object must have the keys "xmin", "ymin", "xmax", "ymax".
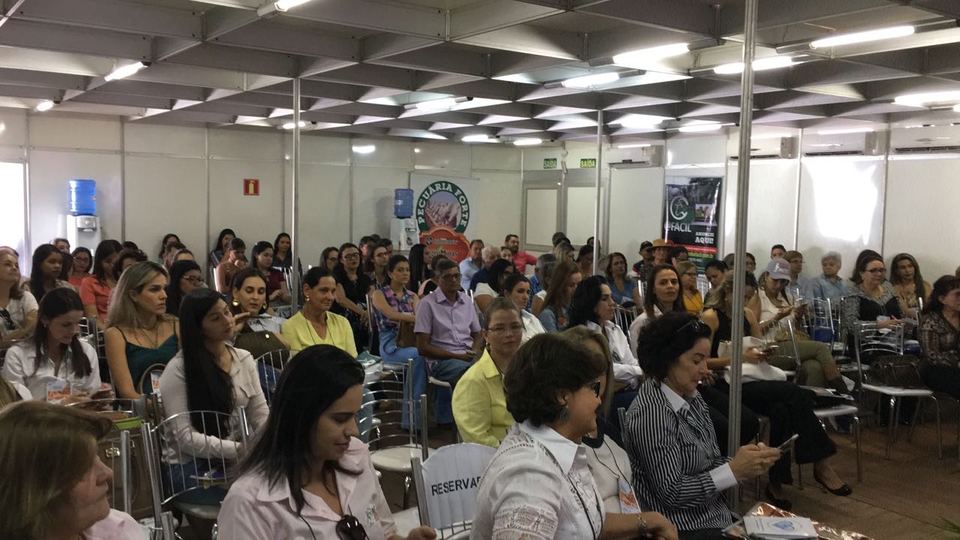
[
  {"xmin": 793, "ymin": 128, "xmax": 803, "ymax": 250},
  {"xmin": 592, "ymin": 110, "xmax": 603, "ymax": 276},
  {"xmin": 291, "ymin": 77, "xmax": 301, "ymax": 312},
  {"xmin": 204, "ymin": 127, "xmax": 210, "ymax": 274},
  {"xmin": 727, "ymin": 0, "xmax": 759, "ymax": 509},
  {"xmin": 23, "ymin": 113, "xmax": 31, "ymax": 260},
  {"xmin": 880, "ymin": 121, "xmax": 892, "ymax": 254},
  {"xmin": 120, "ymin": 121, "xmax": 126, "ymax": 241}
]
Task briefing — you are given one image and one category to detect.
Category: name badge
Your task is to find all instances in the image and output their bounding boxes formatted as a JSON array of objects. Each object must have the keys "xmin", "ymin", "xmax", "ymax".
[
  {"xmin": 617, "ymin": 478, "xmax": 641, "ymax": 514},
  {"xmin": 151, "ymin": 371, "xmax": 162, "ymax": 396},
  {"xmin": 47, "ymin": 379, "xmax": 71, "ymax": 403}
]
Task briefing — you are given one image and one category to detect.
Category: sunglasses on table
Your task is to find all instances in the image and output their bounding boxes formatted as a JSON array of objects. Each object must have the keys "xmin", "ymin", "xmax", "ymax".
[{"xmin": 336, "ymin": 515, "xmax": 369, "ymax": 540}]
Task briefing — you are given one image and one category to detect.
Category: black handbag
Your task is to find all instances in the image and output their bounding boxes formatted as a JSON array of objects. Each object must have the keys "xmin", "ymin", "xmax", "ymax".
[{"xmin": 867, "ymin": 354, "xmax": 924, "ymax": 388}]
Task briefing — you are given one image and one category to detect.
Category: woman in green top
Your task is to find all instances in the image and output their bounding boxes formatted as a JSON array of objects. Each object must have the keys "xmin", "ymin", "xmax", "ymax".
[{"xmin": 105, "ymin": 261, "xmax": 179, "ymax": 398}]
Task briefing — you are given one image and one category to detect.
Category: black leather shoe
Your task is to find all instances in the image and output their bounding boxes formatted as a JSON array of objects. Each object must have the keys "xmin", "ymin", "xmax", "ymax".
[
  {"xmin": 814, "ymin": 471, "xmax": 853, "ymax": 496},
  {"xmin": 764, "ymin": 485, "xmax": 793, "ymax": 511}
]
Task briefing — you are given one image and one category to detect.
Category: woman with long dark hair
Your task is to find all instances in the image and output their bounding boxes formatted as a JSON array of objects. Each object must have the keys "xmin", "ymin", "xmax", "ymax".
[
  {"xmin": 79, "ymin": 239, "xmax": 123, "ymax": 326},
  {"xmin": 842, "ymin": 250, "xmax": 903, "ymax": 340},
  {"xmin": 2, "ymin": 288, "xmax": 101, "ymax": 402},
  {"xmin": 251, "ymin": 241, "xmax": 291, "ymax": 305},
  {"xmin": 68, "ymin": 246, "xmax": 93, "ymax": 288},
  {"xmin": 209, "ymin": 228, "xmax": 236, "ymax": 268},
  {"xmin": 218, "ymin": 345, "xmax": 436, "ymax": 539},
  {"xmin": 568, "ymin": 275, "xmax": 642, "ymax": 389},
  {"xmin": 332, "ymin": 242, "xmax": 372, "ymax": 353},
  {"xmin": 272, "ymin": 232, "xmax": 293, "ymax": 269},
  {"xmin": 28, "ymin": 243, "xmax": 72, "ymax": 301},
  {"xmin": 604, "ymin": 251, "xmax": 640, "ymax": 306},
  {"xmin": 370, "ymin": 254, "xmax": 420, "ymax": 368},
  {"xmin": 158, "ymin": 288, "xmax": 269, "ymax": 505},
  {"xmin": 320, "ymin": 246, "xmax": 339, "ymax": 272},
  {"xmin": 919, "ymin": 275, "xmax": 960, "ymax": 400},
  {"xmin": 473, "ymin": 258, "xmax": 516, "ymax": 313},
  {"xmin": 166, "ymin": 259, "xmax": 203, "ymax": 316},
  {"xmin": 890, "ymin": 252, "xmax": 931, "ymax": 319},
  {"xmin": 628, "ymin": 264, "xmax": 684, "ymax": 352}
]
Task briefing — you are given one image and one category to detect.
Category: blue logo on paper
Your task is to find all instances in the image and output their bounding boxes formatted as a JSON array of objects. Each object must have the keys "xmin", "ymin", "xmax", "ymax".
[{"xmin": 773, "ymin": 520, "xmax": 797, "ymax": 531}]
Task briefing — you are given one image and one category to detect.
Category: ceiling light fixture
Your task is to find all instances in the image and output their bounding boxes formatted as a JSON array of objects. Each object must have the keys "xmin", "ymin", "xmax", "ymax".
[
  {"xmin": 352, "ymin": 144, "xmax": 376, "ymax": 154},
  {"xmin": 616, "ymin": 143, "xmax": 652, "ymax": 149},
  {"xmin": 104, "ymin": 61, "xmax": 148, "ymax": 81},
  {"xmin": 816, "ymin": 127, "xmax": 875, "ymax": 135},
  {"xmin": 462, "ymin": 134, "xmax": 495, "ymax": 143},
  {"xmin": 954, "ymin": 104, "xmax": 960, "ymax": 113},
  {"xmin": 810, "ymin": 25, "xmax": 914, "ymax": 49},
  {"xmin": 280, "ymin": 121, "xmax": 307, "ymax": 130},
  {"xmin": 513, "ymin": 138, "xmax": 542, "ymax": 147},
  {"xmin": 561, "ymin": 72, "xmax": 620, "ymax": 89},
  {"xmin": 35, "ymin": 100, "xmax": 55, "ymax": 112},
  {"xmin": 410, "ymin": 96, "xmax": 471, "ymax": 112},
  {"xmin": 678, "ymin": 122, "xmax": 722, "ymax": 133},
  {"xmin": 616, "ymin": 114, "xmax": 671, "ymax": 129},
  {"xmin": 612, "ymin": 43, "xmax": 689, "ymax": 67},
  {"xmin": 258, "ymin": 0, "xmax": 312, "ymax": 16},
  {"xmin": 894, "ymin": 90, "xmax": 960, "ymax": 107},
  {"xmin": 714, "ymin": 56, "xmax": 794, "ymax": 75}
]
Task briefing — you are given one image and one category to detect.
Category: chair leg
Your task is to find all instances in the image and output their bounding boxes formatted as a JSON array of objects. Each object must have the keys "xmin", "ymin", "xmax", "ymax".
[
  {"xmin": 907, "ymin": 398, "xmax": 923, "ymax": 442},
  {"xmin": 930, "ymin": 396, "xmax": 942, "ymax": 460},
  {"xmin": 853, "ymin": 415, "xmax": 862, "ymax": 483},
  {"xmin": 885, "ymin": 396, "xmax": 896, "ymax": 458},
  {"xmin": 403, "ymin": 475, "xmax": 411, "ymax": 509},
  {"xmin": 797, "ymin": 462, "xmax": 803, "ymax": 489}
]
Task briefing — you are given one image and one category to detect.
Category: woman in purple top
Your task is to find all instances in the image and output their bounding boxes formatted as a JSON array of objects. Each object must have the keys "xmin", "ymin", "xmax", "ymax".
[{"xmin": 370, "ymin": 254, "xmax": 420, "ymax": 369}]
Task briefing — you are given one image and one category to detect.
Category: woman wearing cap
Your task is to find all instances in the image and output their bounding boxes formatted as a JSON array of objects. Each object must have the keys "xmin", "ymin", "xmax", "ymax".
[{"xmin": 758, "ymin": 258, "xmax": 847, "ymax": 392}]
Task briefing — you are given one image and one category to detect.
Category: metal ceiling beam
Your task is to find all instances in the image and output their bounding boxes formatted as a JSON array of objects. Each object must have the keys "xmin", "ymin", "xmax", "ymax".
[
  {"xmin": 719, "ymin": 0, "xmax": 894, "ymax": 37},
  {"xmin": 95, "ymin": 80, "xmax": 207, "ymax": 101},
  {"xmin": 9, "ymin": 0, "xmax": 201, "ymax": 39},
  {"xmin": 786, "ymin": 60, "xmax": 916, "ymax": 87},
  {"xmin": 0, "ymin": 83, "xmax": 60, "ymax": 100},
  {"xmin": 278, "ymin": 0, "xmax": 444, "ymax": 38},
  {"xmin": 166, "ymin": 43, "xmax": 299, "ymax": 78},
  {"xmin": 71, "ymin": 91, "xmax": 172, "ymax": 110},
  {"xmin": 366, "ymin": 47, "xmax": 487, "ymax": 78},
  {"xmin": 905, "ymin": 0, "xmax": 960, "ymax": 18},
  {"xmin": 0, "ymin": 19, "xmax": 150, "ymax": 61},
  {"xmin": 861, "ymin": 76, "xmax": 960, "ymax": 99},
  {"xmin": 454, "ymin": 25, "xmax": 583, "ymax": 60},
  {"xmin": 308, "ymin": 64, "xmax": 415, "ymax": 91},
  {"xmin": 362, "ymin": 34, "xmax": 440, "ymax": 62},
  {"xmin": 211, "ymin": 20, "xmax": 360, "ymax": 61},
  {"xmin": 0, "ymin": 68, "xmax": 85, "ymax": 90},
  {"xmin": 578, "ymin": 0, "xmax": 716, "ymax": 37},
  {"xmin": 449, "ymin": 0, "xmax": 562, "ymax": 40}
]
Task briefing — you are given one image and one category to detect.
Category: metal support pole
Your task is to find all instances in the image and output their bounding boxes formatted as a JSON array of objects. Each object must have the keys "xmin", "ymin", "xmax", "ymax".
[
  {"xmin": 120, "ymin": 429, "xmax": 132, "ymax": 514},
  {"xmin": 727, "ymin": 0, "xmax": 759, "ymax": 509},
  {"xmin": 592, "ymin": 110, "xmax": 603, "ymax": 275},
  {"xmin": 290, "ymin": 78, "xmax": 301, "ymax": 311}
]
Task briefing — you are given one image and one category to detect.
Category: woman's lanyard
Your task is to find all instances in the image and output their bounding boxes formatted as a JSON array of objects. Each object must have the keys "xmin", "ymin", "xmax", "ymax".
[{"xmin": 536, "ymin": 439, "xmax": 602, "ymax": 540}]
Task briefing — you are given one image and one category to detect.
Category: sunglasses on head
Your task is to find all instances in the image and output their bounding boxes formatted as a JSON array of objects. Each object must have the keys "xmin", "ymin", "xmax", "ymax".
[
  {"xmin": 336, "ymin": 515, "xmax": 369, "ymax": 540},
  {"xmin": 678, "ymin": 318, "xmax": 706, "ymax": 334}
]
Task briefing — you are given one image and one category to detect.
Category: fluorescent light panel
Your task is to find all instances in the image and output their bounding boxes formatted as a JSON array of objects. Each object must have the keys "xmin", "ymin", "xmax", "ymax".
[
  {"xmin": 612, "ymin": 43, "xmax": 689, "ymax": 67},
  {"xmin": 816, "ymin": 127, "xmax": 874, "ymax": 135},
  {"xmin": 352, "ymin": 144, "xmax": 376, "ymax": 154},
  {"xmin": 714, "ymin": 56, "xmax": 794, "ymax": 75},
  {"xmin": 678, "ymin": 123, "xmax": 722, "ymax": 133},
  {"xmin": 616, "ymin": 114, "xmax": 671, "ymax": 129},
  {"xmin": 35, "ymin": 100, "xmax": 54, "ymax": 112},
  {"xmin": 513, "ymin": 138, "xmax": 542, "ymax": 147},
  {"xmin": 104, "ymin": 62, "xmax": 147, "ymax": 81},
  {"xmin": 275, "ymin": 0, "xmax": 312, "ymax": 10},
  {"xmin": 561, "ymin": 72, "xmax": 620, "ymax": 89},
  {"xmin": 810, "ymin": 25, "xmax": 914, "ymax": 49},
  {"xmin": 414, "ymin": 97, "xmax": 461, "ymax": 111},
  {"xmin": 617, "ymin": 143, "xmax": 652, "ymax": 149},
  {"xmin": 280, "ymin": 121, "xmax": 307, "ymax": 130},
  {"xmin": 894, "ymin": 91, "xmax": 960, "ymax": 107},
  {"xmin": 462, "ymin": 134, "xmax": 495, "ymax": 143}
]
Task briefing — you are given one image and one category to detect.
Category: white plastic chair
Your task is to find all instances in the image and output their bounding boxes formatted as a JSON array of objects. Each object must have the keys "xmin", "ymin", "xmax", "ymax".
[{"xmin": 411, "ymin": 443, "xmax": 498, "ymax": 539}]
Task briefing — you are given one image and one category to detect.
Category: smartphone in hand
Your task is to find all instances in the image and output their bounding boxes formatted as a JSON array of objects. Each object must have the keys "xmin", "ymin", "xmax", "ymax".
[{"xmin": 777, "ymin": 433, "xmax": 800, "ymax": 451}]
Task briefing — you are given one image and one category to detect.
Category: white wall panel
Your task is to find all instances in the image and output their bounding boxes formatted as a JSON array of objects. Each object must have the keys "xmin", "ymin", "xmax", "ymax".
[
  {"xmin": 725, "ymin": 160, "xmax": 800, "ymax": 260},
  {"xmin": 414, "ymin": 141, "xmax": 470, "ymax": 171},
  {"xmin": 608, "ymin": 167, "xmax": 664, "ymax": 260},
  {"xmin": 29, "ymin": 150, "xmax": 122, "ymax": 248},
  {"xmin": 208, "ymin": 129, "xmax": 282, "ymax": 161},
  {"xmin": 525, "ymin": 188, "xmax": 557, "ymax": 247},
  {"xmin": 473, "ymin": 145, "xmax": 521, "ymax": 171},
  {"xmin": 467, "ymin": 171, "xmax": 522, "ymax": 246},
  {"xmin": 797, "ymin": 156, "xmax": 885, "ymax": 275},
  {"xmin": 124, "ymin": 155, "xmax": 206, "ymax": 258},
  {"xmin": 295, "ymin": 163, "xmax": 350, "ymax": 267},
  {"xmin": 566, "ymin": 185, "xmax": 602, "ymax": 246},
  {"xmin": 351, "ymin": 138, "xmax": 412, "ymax": 169},
  {"xmin": 298, "ymin": 135, "xmax": 351, "ymax": 165},
  {"xmin": 352, "ymin": 166, "xmax": 409, "ymax": 240},
  {"xmin": 666, "ymin": 135, "xmax": 727, "ymax": 166},
  {"xmin": 884, "ymin": 157, "xmax": 960, "ymax": 280},
  {"xmin": 0, "ymin": 109, "xmax": 27, "ymax": 148},
  {"xmin": 208, "ymin": 159, "xmax": 284, "ymax": 247},
  {"xmin": 125, "ymin": 123, "xmax": 205, "ymax": 156},
  {"xmin": 30, "ymin": 116, "xmax": 121, "ymax": 151}
]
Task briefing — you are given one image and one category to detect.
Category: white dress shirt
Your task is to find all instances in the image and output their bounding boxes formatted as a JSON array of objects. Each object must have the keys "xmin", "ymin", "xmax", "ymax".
[
  {"xmin": 218, "ymin": 438, "xmax": 397, "ymax": 540},
  {"xmin": 473, "ymin": 421, "xmax": 604, "ymax": 539},
  {"xmin": 0, "ymin": 291, "xmax": 38, "ymax": 338},
  {"xmin": 2, "ymin": 340, "xmax": 101, "ymax": 401},
  {"xmin": 158, "ymin": 346, "xmax": 269, "ymax": 464},
  {"xmin": 521, "ymin": 310, "xmax": 546, "ymax": 344},
  {"xmin": 584, "ymin": 321, "xmax": 643, "ymax": 386},
  {"xmin": 628, "ymin": 307, "xmax": 661, "ymax": 358}
]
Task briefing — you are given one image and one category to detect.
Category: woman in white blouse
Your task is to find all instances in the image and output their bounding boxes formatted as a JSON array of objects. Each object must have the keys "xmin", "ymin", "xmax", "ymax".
[
  {"xmin": 568, "ymin": 276, "xmax": 643, "ymax": 389},
  {"xmin": 0, "ymin": 250, "xmax": 37, "ymax": 348},
  {"xmin": 218, "ymin": 344, "xmax": 436, "ymax": 540},
  {"xmin": 474, "ymin": 259, "xmax": 516, "ymax": 314},
  {"xmin": 2, "ymin": 288, "xmax": 101, "ymax": 403},
  {"xmin": 158, "ymin": 288, "xmax": 269, "ymax": 512},
  {"xmin": 473, "ymin": 333, "xmax": 677, "ymax": 540},
  {"xmin": 502, "ymin": 273, "xmax": 545, "ymax": 343}
]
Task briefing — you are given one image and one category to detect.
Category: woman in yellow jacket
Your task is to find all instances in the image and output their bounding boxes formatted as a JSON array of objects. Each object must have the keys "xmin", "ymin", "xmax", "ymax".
[
  {"xmin": 281, "ymin": 267, "xmax": 357, "ymax": 357},
  {"xmin": 452, "ymin": 297, "xmax": 523, "ymax": 446}
]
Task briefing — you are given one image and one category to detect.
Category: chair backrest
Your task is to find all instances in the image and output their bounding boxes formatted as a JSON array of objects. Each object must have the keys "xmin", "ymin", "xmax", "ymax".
[
  {"xmin": 809, "ymin": 297, "xmax": 834, "ymax": 333},
  {"xmin": 855, "ymin": 321, "xmax": 904, "ymax": 358},
  {"xmin": 210, "ymin": 266, "xmax": 220, "ymax": 292},
  {"xmin": 359, "ymin": 360, "xmax": 426, "ymax": 455},
  {"xmin": 411, "ymin": 443, "xmax": 497, "ymax": 538},
  {"xmin": 254, "ymin": 348, "xmax": 291, "ymax": 403},
  {"xmin": 613, "ymin": 305, "xmax": 637, "ymax": 335},
  {"xmin": 137, "ymin": 362, "xmax": 169, "ymax": 397},
  {"xmin": 775, "ymin": 318, "xmax": 802, "ymax": 371}
]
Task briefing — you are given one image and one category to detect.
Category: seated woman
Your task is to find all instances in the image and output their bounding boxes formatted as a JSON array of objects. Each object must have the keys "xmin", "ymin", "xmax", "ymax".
[
  {"xmin": 217, "ymin": 345, "xmax": 436, "ymax": 539},
  {"xmin": 283, "ymin": 266, "xmax": 357, "ymax": 357},
  {"xmin": 332, "ymin": 242, "xmax": 372, "ymax": 354},
  {"xmin": 370, "ymin": 254, "xmax": 420, "ymax": 369},
  {"xmin": 474, "ymin": 333, "xmax": 677, "ymax": 540},
  {"xmin": 113, "ymin": 248, "xmax": 148, "ymax": 279},
  {"xmin": 758, "ymin": 259, "xmax": 846, "ymax": 392},
  {"xmin": 452, "ymin": 298, "xmax": 523, "ymax": 447},
  {"xmin": 502, "ymin": 273, "xmax": 546, "ymax": 343},
  {"xmin": 158, "ymin": 233, "xmax": 181, "ymax": 261},
  {"xmin": 890, "ymin": 252, "xmax": 932, "ymax": 320},
  {"xmin": 158, "ymin": 288, "xmax": 269, "ymax": 508},
  {"xmin": 625, "ymin": 311, "xmax": 780, "ymax": 539},
  {"xmin": 209, "ymin": 228, "xmax": 235, "ymax": 268},
  {"xmin": 79, "ymin": 239, "xmax": 123, "ymax": 327},
  {"xmin": 165, "ymin": 259, "xmax": 203, "ymax": 316},
  {"xmin": 28, "ymin": 244, "xmax": 73, "ymax": 300},
  {"xmin": 231, "ymin": 267, "xmax": 288, "ymax": 357},
  {"xmin": 538, "ymin": 259, "xmax": 582, "ymax": 332},
  {"xmin": 629, "ymin": 264, "xmax": 683, "ymax": 353},
  {"xmin": 105, "ymin": 262, "xmax": 179, "ymax": 398},
  {"xmin": 842, "ymin": 250, "xmax": 904, "ymax": 346},
  {"xmin": 215, "ymin": 237, "xmax": 247, "ymax": 293},
  {"xmin": 0, "ymin": 401, "xmax": 147, "ymax": 540},
  {"xmin": 702, "ymin": 272, "xmax": 851, "ymax": 507},
  {"xmin": 604, "ymin": 251, "xmax": 641, "ymax": 306},
  {"xmin": 0, "ymin": 250, "xmax": 38, "ymax": 348},
  {"xmin": 366, "ymin": 241, "xmax": 391, "ymax": 288},
  {"xmin": 919, "ymin": 275, "xmax": 960, "ymax": 400},
  {"xmin": 577, "ymin": 244, "xmax": 595, "ymax": 277},
  {"xmin": 3, "ymin": 288, "xmax": 102, "ymax": 402},
  {"xmin": 531, "ymin": 259, "xmax": 558, "ymax": 317},
  {"xmin": 161, "ymin": 241, "xmax": 186, "ymax": 269},
  {"xmin": 473, "ymin": 258, "xmax": 516, "ymax": 314},
  {"xmin": 416, "ymin": 254, "xmax": 446, "ymax": 298},
  {"xmin": 676, "ymin": 261, "xmax": 703, "ymax": 316},
  {"xmin": 271, "ymin": 232, "xmax": 294, "ymax": 269},
  {"xmin": 251, "ymin": 241, "xmax": 291, "ymax": 306},
  {"xmin": 811, "ymin": 251, "xmax": 849, "ymax": 302},
  {"xmin": 68, "ymin": 246, "xmax": 93, "ymax": 288},
  {"xmin": 320, "ymin": 246, "xmax": 339, "ymax": 272},
  {"xmin": 570, "ymin": 276, "xmax": 643, "ymax": 390}
]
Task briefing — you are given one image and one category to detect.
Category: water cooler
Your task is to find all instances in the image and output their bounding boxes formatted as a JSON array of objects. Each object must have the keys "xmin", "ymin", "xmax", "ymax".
[
  {"xmin": 391, "ymin": 188, "xmax": 418, "ymax": 252},
  {"xmin": 66, "ymin": 179, "xmax": 102, "ymax": 250}
]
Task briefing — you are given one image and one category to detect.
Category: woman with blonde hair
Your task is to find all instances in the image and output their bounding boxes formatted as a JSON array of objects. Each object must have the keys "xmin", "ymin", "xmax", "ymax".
[
  {"xmin": 0, "ymin": 401, "xmax": 147, "ymax": 540},
  {"xmin": 104, "ymin": 261, "xmax": 179, "ymax": 398}
]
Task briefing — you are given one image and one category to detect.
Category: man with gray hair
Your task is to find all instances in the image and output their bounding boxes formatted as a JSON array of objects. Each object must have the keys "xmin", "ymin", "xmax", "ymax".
[
  {"xmin": 811, "ymin": 251, "xmax": 849, "ymax": 302},
  {"xmin": 468, "ymin": 244, "xmax": 501, "ymax": 292}
]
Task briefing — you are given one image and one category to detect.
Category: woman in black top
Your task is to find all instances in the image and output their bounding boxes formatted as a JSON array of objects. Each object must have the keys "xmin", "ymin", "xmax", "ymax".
[{"xmin": 332, "ymin": 242, "xmax": 372, "ymax": 354}]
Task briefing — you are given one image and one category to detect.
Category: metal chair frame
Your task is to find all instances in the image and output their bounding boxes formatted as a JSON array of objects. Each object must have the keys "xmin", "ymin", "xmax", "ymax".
[
  {"xmin": 411, "ymin": 443, "xmax": 497, "ymax": 539},
  {"xmin": 254, "ymin": 348, "xmax": 291, "ymax": 405}
]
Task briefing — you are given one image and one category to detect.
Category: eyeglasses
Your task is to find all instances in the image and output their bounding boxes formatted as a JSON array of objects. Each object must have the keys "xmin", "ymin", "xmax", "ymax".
[
  {"xmin": 489, "ymin": 323, "xmax": 524, "ymax": 334},
  {"xmin": 342, "ymin": 253, "xmax": 360, "ymax": 260},
  {"xmin": 336, "ymin": 515, "xmax": 369, "ymax": 540},
  {"xmin": 586, "ymin": 381, "xmax": 602, "ymax": 398},
  {"xmin": 0, "ymin": 308, "xmax": 14, "ymax": 330}
]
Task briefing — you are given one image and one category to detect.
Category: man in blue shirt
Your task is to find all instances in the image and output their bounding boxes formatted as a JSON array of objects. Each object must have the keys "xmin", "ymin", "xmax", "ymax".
[{"xmin": 459, "ymin": 238, "xmax": 484, "ymax": 291}]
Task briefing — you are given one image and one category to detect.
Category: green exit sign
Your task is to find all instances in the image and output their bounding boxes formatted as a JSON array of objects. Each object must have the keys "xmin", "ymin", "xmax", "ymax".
[
  {"xmin": 543, "ymin": 158, "xmax": 557, "ymax": 169},
  {"xmin": 580, "ymin": 158, "xmax": 597, "ymax": 168}
]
